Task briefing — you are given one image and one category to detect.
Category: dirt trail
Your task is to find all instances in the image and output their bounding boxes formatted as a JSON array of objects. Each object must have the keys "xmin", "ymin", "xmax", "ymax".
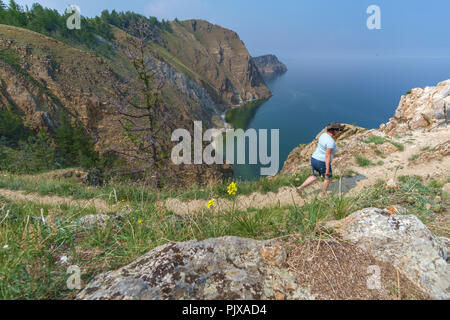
[
  {"xmin": 0, "ymin": 188, "xmax": 113, "ymax": 213},
  {"xmin": 0, "ymin": 129, "xmax": 447, "ymax": 216},
  {"xmin": 164, "ymin": 128, "xmax": 450, "ymax": 215},
  {"xmin": 348, "ymin": 128, "xmax": 450, "ymax": 195}
]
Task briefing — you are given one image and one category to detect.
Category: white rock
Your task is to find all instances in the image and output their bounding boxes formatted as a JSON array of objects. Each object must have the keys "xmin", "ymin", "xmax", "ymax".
[{"xmin": 326, "ymin": 208, "xmax": 449, "ymax": 299}]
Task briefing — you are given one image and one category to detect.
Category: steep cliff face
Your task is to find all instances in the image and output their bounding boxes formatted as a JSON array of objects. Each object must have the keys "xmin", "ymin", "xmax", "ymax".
[
  {"xmin": 0, "ymin": 20, "xmax": 272, "ymax": 184},
  {"xmin": 160, "ymin": 20, "xmax": 272, "ymax": 108},
  {"xmin": 251, "ymin": 54, "xmax": 287, "ymax": 80}
]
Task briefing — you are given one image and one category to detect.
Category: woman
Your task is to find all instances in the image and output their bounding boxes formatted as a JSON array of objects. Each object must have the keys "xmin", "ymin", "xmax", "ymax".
[{"xmin": 296, "ymin": 122, "xmax": 344, "ymax": 197}]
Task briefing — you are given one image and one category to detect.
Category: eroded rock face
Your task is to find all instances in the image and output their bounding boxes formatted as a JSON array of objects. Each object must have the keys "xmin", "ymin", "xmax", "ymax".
[
  {"xmin": 381, "ymin": 79, "xmax": 450, "ymax": 136},
  {"xmin": 251, "ymin": 55, "xmax": 288, "ymax": 80},
  {"xmin": 326, "ymin": 208, "xmax": 450, "ymax": 300},
  {"xmin": 165, "ymin": 20, "xmax": 272, "ymax": 108},
  {"xmin": 76, "ymin": 237, "xmax": 314, "ymax": 300}
]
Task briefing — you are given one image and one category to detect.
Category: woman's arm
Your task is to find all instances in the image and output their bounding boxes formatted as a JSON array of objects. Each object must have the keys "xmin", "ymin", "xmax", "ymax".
[{"xmin": 325, "ymin": 148, "xmax": 333, "ymax": 177}]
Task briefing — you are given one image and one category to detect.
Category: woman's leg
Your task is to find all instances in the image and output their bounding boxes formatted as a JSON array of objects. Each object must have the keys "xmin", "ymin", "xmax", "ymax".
[
  {"xmin": 322, "ymin": 178, "xmax": 331, "ymax": 197},
  {"xmin": 299, "ymin": 176, "xmax": 318, "ymax": 189}
]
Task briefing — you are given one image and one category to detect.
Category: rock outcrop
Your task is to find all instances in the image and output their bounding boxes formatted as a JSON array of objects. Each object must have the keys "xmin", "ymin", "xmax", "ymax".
[
  {"xmin": 282, "ymin": 80, "xmax": 450, "ymax": 177},
  {"xmin": 163, "ymin": 20, "xmax": 272, "ymax": 108},
  {"xmin": 326, "ymin": 208, "xmax": 450, "ymax": 300},
  {"xmin": 76, "ymin": 237, "xmax": 314, "ymax": 300},
  {"xmin": 252, "ymin": 54, "xmax": 288, "ymax": 80},
  {"xmin": 381, "ymin": 79, "xmax": 450, "ymax": 136}
]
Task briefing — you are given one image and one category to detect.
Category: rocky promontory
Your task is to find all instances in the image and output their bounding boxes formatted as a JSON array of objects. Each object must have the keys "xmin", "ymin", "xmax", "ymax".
[{"xmin": 252, "ymin": 54, "xmax": 288, "ymax": 80}]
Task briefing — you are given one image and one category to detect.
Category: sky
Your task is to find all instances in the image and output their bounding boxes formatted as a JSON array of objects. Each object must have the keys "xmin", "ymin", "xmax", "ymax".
[{"xmin": 13, "ymin": 0, "xmax": 450, "ymax": 61}]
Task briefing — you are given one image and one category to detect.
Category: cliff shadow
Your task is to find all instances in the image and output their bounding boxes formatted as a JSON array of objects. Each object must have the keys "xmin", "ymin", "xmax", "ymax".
[{"xmin": 225, "ymin": 99, "xmax": 269, "ymax": 130}]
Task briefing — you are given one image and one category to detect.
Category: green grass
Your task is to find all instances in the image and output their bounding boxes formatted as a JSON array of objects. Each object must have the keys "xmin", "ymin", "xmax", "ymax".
[
  {"xmin": 0, "ymin": 172, "xmax": 448, "ymax": 299},
  {"xmin": 356, "ymin": 155, "xmax": 374, "ymax": 167},
  {"xmin": 409, "ymin": 154, "xmax": 420, "ymax": 162},
  {"xmin": 389, "ymin": 141, "xmax": 405, "ymax": 152},
  {"xmin": 0, "ymin": 169, "xmax": 315, "ymax": 204},
  {"xmin": 364, "ymin": 136, "xmax": 386, "ymax": 145},
  {"xmin": 421, "ymin": 146, "xmax": 437, "ymax": 152},
  {"xmin": 374, "ymin": 149, "xmax": 383, "ymax": 157},
  {"xmin": 363, "ymin": 136, "xmax": 405, "ymax": 151}
]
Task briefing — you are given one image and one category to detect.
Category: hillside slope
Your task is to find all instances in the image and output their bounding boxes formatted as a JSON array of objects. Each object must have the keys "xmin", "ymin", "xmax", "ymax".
[{"xmin": 0, "ymin": 20, "xmax": 272, "ymax": 184}]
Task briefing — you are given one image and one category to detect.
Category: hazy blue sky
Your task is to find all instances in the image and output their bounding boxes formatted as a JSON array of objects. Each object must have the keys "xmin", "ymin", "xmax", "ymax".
[{"xmin": 14, "ymin": 0, "xmax": 450, "ymax": 60}]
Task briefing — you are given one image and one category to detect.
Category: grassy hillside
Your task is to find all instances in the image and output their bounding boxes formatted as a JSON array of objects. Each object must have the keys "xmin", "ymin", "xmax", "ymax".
[{"xmin": 0, "ymin": 169, "xmax": 447, "ymax": 299}]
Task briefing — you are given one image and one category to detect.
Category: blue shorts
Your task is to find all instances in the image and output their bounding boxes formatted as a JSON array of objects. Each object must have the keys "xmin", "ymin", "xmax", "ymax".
[{"xmin": 311, "ymin": 158, "xmax": 332, "ymax": 178}]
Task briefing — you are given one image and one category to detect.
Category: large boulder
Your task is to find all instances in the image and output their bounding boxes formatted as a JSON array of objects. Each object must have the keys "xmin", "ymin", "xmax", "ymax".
[
  {"xmin": 326, "ymin": 208, "xmax": 450, "ymax": 299},
  {"xmin": 76, "ymin": 237, "xmax": 314, "ymax": 300}
]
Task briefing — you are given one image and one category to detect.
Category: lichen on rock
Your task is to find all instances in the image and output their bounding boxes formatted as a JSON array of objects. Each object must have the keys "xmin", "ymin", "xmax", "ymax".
[{"xmin": 76, "ymin": 237, "xmax": 314, "ymax": 300}]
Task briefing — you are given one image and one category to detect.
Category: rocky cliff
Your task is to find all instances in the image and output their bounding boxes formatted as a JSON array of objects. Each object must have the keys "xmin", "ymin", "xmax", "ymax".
[
  {"xmin": 162, "ymin": 20, "xmax": 271, "ymax": 108},
  {"xmin": 252, "ymin": 54, "xmax": 287, "ymax": 80},
  {"xmin": 0, "ymin": 19, "xmax": 273, "ymax": 184},
  {"xmin": 380, "ymin": 79, "xmax": 450, "ymax": 136}
]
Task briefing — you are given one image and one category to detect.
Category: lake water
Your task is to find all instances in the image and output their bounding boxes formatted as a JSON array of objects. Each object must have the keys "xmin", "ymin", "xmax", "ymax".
[{"xmin": 232, "ymin": 55, "xmax": 450, "ymax": 181}]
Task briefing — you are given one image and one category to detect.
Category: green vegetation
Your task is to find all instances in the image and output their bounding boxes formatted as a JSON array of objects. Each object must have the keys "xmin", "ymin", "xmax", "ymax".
[
  {"xmin": 363, "ymin": 135, "xmax": 405, "ymax": 151},
  {"xmin": 374, "ymin": 149, "xmax": 386, "ymax": 159},
  {"xmin": 1, "ymin": 173, "xmax": 446, "ymax": 299},
  {"xmin": 363, "ymin": 136, "xmax": 386, "ymax": 145},
  {"xmin": 409, "ymin": 154, "xmax": 420, "ymax": 162},
  {"xmin": 0, "ymin": 167, "xmax": 355, "ymax": 204},
  {"xmin": 421, "ymin": 146, "xmax": 437, "ymax": 152},
  {"xmin": 356, "ymin": 155, "xmax": 374, "ymax": 167},
  {"xmin": 0, "ymin": 106, "xmax": 100, "ymax": 174},
  {"xmin": 0, "ymin": 1, "xmax": 171, "ymax": 56},
  {"xmin": 390, "ymin": 141, "xmax": 405, "ymax": 151}
]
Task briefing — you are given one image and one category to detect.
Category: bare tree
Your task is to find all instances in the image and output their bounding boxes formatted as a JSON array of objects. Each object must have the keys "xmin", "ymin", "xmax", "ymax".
[{"xmin": 110, "ymin": 18, "xmax": 173, "ymax": 187}]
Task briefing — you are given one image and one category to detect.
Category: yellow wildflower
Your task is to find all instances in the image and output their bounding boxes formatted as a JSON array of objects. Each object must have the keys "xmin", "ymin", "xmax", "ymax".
[
  {"xmin": 227, "ymin": 182, "xmax": 238, "ymax": 196},
  {"xmin": 207, "ymin": 199, "xmax": 216, "ymax": 209},
  {"xmin": 138, "ymin": 220, "xmax": 143, "ymax": 224}
]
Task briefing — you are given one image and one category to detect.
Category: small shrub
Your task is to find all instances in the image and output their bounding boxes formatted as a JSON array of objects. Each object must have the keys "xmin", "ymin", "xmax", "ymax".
[
  {"xmin": 356, "ymin": 155, "xmax": 373, "ymax": 167},
  {"xmin": 328, "ymin": 195, "xmax": 355, "ymax": 220},
  {"xmin": 389, "ymin": 140, "xmax": 405, "ymax": 152},
  {"xmin": 289, "ymin": 198, "xmax": 329, "ymax": 238},
  {"xmin": 364, "ymin": 136, "xmax": 386, "ymax": 145}
]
